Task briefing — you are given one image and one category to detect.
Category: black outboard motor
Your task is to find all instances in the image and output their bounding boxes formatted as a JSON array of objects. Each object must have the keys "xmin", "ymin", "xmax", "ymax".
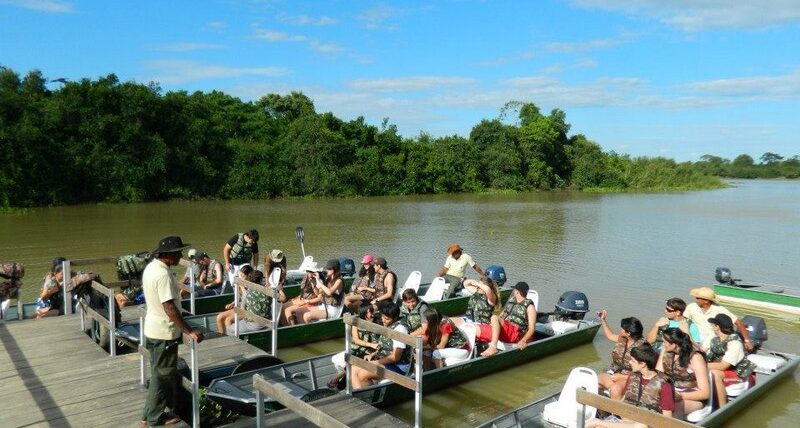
[
  {"xmin": 338, "ymin": 257, "xmax": 356, "ymax": 277},
  {"xmin": 715, "ymin": 267, "xmax": 736, "ymax": 285},
  {"xmin": 553, "ymin": 291, "xmax": 589, "ymax": 320},
  {"xmin": 741, "ymin": 315, "xmax": 767, "ymax": 352},
  {"xmin": 485, "ymin": 265, "xmax": 507, "ymax": 287}
]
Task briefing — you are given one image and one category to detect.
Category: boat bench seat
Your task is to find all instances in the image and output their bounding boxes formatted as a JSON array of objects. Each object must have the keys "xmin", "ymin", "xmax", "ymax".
[
  {"xmin": 536, "ymin": 321, "xmax": 579, "ymax": 336},
  {"xmin": 747, "ymin": 354, "xmax": 788, "ymax": 373}
]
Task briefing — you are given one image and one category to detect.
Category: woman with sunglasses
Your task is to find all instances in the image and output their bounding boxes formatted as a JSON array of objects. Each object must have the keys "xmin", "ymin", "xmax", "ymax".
[
  {"xmin": 657, "ymin": 327, "xmax": 710, "ymax": 418},
  {"xmin": 597, "ymin": 310, "xmax": 646, "ymax": 400}
]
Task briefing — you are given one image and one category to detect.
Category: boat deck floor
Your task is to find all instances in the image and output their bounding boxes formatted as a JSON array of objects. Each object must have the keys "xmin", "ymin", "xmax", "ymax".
[
  {"xmin": 220, "ymin": 393, "xmax": 410, "ymax": 428},
  {"xmin": 0, "ymin": 314, "xmax": 266, "ymax": 427}
]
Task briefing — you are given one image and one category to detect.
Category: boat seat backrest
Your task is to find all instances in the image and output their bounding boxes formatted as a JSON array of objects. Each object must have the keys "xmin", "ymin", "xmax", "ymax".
[
  {"xmin": 395, "ymin": 271, "xmax": 421, "ymax": 302},
  {"xmin": 542, "ymin": 367, "xmax": 598, "ymax": 428},
  {"xmin": 297, "ymin": 255, "xmax": 314, "ymax": 271},
  {"xmin": 458, "ymin": 322, "xmax": 478, "ymax": 359},
  {"xmin": 526, "ymin": 290, "xmax": 539, "ymax": 309},
  {"xmin": 421, "ymin": 277, "xmax": 447, "ymax": 302},
  {"xmin": 686, "ymin": 370, "xmax": 714, "ymax": 423},
  {"xmin": 269, "ymin": 268, "xmax": 281, "ymax": 288}
]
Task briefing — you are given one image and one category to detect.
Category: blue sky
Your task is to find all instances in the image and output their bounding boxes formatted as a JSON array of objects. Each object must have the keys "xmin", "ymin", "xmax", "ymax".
[{"xmin": 2, "ymin": 0, "xmax": 799, "ymax": 161}]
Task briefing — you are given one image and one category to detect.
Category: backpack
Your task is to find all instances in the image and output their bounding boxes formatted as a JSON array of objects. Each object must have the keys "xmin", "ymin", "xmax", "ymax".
[{"xmin": 116, "ymin": 252, "xmax": 151, "ymax": 281}]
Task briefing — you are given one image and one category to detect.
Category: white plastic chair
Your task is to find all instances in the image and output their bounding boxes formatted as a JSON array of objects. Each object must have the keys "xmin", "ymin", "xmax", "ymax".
[
  {"xmin": 443, "ymin": 323, "xmax": 478, "ymax": 366},
  {"xmin": 542, "ymin": 367, "xmax": 598, "ymax": 428},
  {"xmin": 297, "ymin": 255, "xmax": 314, "ymax": 271},
  {"xmin": 395, "ymin": 271, "xmax": 421, "ymax": 302},
  {"xmin": 421, "ymin": 277, "xmax": 447, "ymax": 302},
  {"xmin": 526, "ymin": 289, "xmax": 539, "ymax": 309},
  {"xmin": 725, "ymin": 379, "xmax": 750, "ymax": 398},
  {"xmin": 269, "ymin": 268, "xmax": 281, "ymax": 288},
  {"xmin": 686, "ymin": 371, "xmax": 715, "ymax": 423}
]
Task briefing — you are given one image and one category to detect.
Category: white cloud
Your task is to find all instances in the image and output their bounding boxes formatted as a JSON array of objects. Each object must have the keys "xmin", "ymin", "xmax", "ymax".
[
  {"xmin": 544, "ymin": 33, "xmax": 636, "ymax": 54},
  {"xmin": 477, "ymin": 51, "xmax": 537, "ymax": 67},
  {"xmin": 309, "ymin": 40, "xmax": 344, "ymax": 54},
  {"xmin": 570, "ymin": 0, "xmax": 800, "ymax": 32},
  {"xmin": 0, "ymin": 0, "xmax": 73, "ymax": 13},
  {"xmin": 683, "ymin": 68, "xmax": 800, "ymax": 100},
  {"xmin": 205, "ymin": 21, "xmax": 227, "ymax": 30},
  {"xmin": 349, "ymin": 76, "xmax": 477, "ymax": 93},
  {"xmin": 143, "ymin": 60, "xmax": 288, "ymax": 85},
  {"xmin": 280, "ymin": 14, "xmax": 336, "ymax": 26},
  {"xmin": 154, "ymin": 43, "xmax": 226, "ymax": 52},
  {"xmin": 358, "ymin": 6, "xmax": 399, "ymax": 30},
  {"xmin": 251, "ymin": 28, "xmax": 307, "ymax": 42}
]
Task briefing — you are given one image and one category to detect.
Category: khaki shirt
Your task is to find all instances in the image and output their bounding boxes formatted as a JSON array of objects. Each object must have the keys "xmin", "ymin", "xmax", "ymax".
[
  {"xmin": 444, "ymin": 253, "xmax": 475, "ymax": 278},
  {"xmin": 143, "ymin": 259, "xmax": 182, "ymax": 340},
  {"xmin": 683, "ymin": 302, "xmax": 738, "ymax": 349}
]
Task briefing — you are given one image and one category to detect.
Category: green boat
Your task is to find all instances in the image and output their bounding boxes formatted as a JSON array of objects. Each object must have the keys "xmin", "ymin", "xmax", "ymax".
[
  {"xmin": 204, "ymin": 315, "xmax": 601, "ymax": 415},
  {"xmin": 713, "ymin": 267, "xmax": 800, "ymax": 315},
  {"xmin": 478, "ymin": 348, "xmax": 799, "ymax": 427},
  {"xmin": 116, "ymin": 284, "xmax": 513, "ymax": 350}
]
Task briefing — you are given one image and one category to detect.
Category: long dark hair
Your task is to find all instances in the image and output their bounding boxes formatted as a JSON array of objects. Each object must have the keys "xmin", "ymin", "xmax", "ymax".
[
  {"xmin": 358, "ymin": 303, "xmax": 373, "ymax": 320},
  {"xmin": 663, "ymin": 327, "xmax": 694, "ymax": 367},
  {"xmin": 358, "ymin": 264, "xmax": 376, "ymax": 282},
  {"xmin": 621, "ymin": 317, "xmax": 644, "ymax": 340},
  {"xmin": 423, "ymin": 308, "xmax": 442, "ymax": 347}
]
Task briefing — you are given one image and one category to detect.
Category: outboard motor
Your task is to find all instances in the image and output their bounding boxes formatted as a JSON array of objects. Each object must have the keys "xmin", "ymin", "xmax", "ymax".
[
  {"xmin": 338, "ymin": 257, "xmax": 356, "ymax": 277},
  {"xmin": 715, "ymin": 267, "xmax": 735, "ymax": 285},
  {"xmin": 485, "ymin": 265, "xmax": 507, "ymax": 287},
  {"xmin": 741, "ymin": 315, "xmax": 767, "ymax": 351},
  {"xmin": 553, "ymin": 291, "xmax": 589, "ymax": 321}
]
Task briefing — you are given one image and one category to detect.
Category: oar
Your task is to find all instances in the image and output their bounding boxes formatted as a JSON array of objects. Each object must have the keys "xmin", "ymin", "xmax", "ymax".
[{"xmin": 295, "ymin": 226, "xmax": 306, "ymax": 259}]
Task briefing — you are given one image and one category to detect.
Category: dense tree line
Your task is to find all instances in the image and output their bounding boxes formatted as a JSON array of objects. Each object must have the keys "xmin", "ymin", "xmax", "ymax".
[
  {"xmin": 694, "ymin": 153, "xmax": 800, "ymax": 179},
  {"xmin": 1, "ymin": 67, "xmax": 724, "ymax": 208}
]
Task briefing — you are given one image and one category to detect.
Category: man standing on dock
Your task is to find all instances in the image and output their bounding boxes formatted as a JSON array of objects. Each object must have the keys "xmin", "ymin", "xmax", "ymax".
[{"xmin": 142, "ymin": 235, "xmax": 204, "ymax": 427}]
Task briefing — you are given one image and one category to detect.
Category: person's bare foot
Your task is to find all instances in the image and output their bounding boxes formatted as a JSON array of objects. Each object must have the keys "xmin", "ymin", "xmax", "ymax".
[{"xmin": 480, "ymin": 345, "xmax": 498, "ymax": 357}]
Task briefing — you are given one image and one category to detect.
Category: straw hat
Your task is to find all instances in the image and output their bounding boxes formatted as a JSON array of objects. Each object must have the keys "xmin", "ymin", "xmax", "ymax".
[
  {"xmin": 269, "ymin": 249, "xmax": 285, "ymax": 263},
  {"xmin": 690, "ymin": 287, "xmax": 717, "ymax": 303}
]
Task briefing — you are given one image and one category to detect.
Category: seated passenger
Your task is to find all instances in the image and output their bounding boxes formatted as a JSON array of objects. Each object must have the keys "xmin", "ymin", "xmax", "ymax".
[
  {"xmin": 328, "ymin": 303, "xmax": 380, "ymax": 389},
  {"xmin": 400, "ymin": 288, "xmax": 430, "ymax": 336},
  {"xmin": 452, "ymin": 276, "xmax": 502, "ymax": 327},
  {"xmin": 646, "ymin": 297, "xmax": 701, "ymax": 351},
  {"xmin": 436, "ymin": 244, "xmax": 484, "ymax": 299},
  {"xmin": 344, "ymin": 255, "xmax": 376, "ymax": 312},
  {"xmin": 597, "ymin": 312, "xmax": 646, "ymax": 400},
  {"xmin": 295, "ymin": 259, "xmax": 344, "ymax": 324},
  {"xmin": 282, "ymin": 264, "xmax": 322, "ymax": 325},
  {"xmin": 424, "ymin": 308, "xmax": 470, "ymax": 368},
  {"xmin": 657, "ymin": 328, "xmax": 710, "ymax": 418},
  {"xmin": 228, "ymin": 250, "xmax": 289, "ymax": 334},
  {"xmin": 179, "ymin": 248, "xmax": 201, "ymax": 290},
  {"xmin": 215, "ymin": 265, "xmax": 253, "ymax": 333},
  {"xmin": 35, "ymin": 259, "xmax": 67, "ymax": 319},
  {"xmin": 705, "ymin": 314, "xmax": 756, "ymax": 407},
  {"xmin": 368, "ymin": 257, "xmax": 396, "ymax": 309},
  {"xmin": 183, "ymin": 252, "xmax": 225, "ymax": 298},
  {"xmin": 587, "ymin": 343, "xmax": 675, "ymax": 427},
  {"xmin": 476, "ymin": 281, "xmax": 536, "ymax": 357},
  {"xmin": 351, "ymin": 301, "xmax": 412, "ymax": 388}
]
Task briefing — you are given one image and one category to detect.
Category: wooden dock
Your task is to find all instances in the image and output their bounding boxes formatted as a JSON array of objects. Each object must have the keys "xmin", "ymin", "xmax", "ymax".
[{"xmin": 0, "ymin": 313, "xmax": 266, "ymax": 427}]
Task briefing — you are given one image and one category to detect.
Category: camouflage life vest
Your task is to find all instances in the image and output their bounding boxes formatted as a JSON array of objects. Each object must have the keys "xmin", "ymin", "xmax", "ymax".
[
  {"xmin": 623, "ymin": 372, "xmax": 673, "ymax": 413},
  {"xmin": 230, "ymin": 233, "xmax": 254, "ymax": 265},
  {"xmin": 400, "ymin": 300, "xmax": 429, "ymax": 332},
  {"xmin": 244, "ymin": 281, "xmax": 272, "ymax": 320},
  {"xmin": 442, "ymin": 316, "xmax": 468, "ymax": 349},
  {"xmin": 352, "ymin": 274, "xmax": 375, "ymax": 299},
  {"xmin": 299, "ymin": 277, "xmax": 316, "ymax": 300},
  {"xmin": 322, "ymin": 276, "xmax": 343, "ymax": 307},
  {"xmin": 663, "ymin": 351, "xmax": 700, "ymax": 390},
  {"xmin": 466, "ymin": 291, "xmax": 495, "ymax": 325},
  {"xmin": 501, "ymin": 298, "xmax": 533, "ymax": 336},
  {"xmin": 204, "ymin": 260, "xmax": 222, "ymax": 287},
  {"xmin": 352, "ymin": 328, "xmax": 376, "ymax": 358},
  {"xmin": 376, "ymin": 319, "xmax": 412, "ymax": 366},
  {"xmin": 706, "ymin": 335, "xmax": 756, "ymax": 379},
  {"xmin": 373, "ymin": 269, "xmax": 396, "ymax": 298},
  {"xmin": 609, "ymin": 337, "xmax": 647, "ymax": 374}
]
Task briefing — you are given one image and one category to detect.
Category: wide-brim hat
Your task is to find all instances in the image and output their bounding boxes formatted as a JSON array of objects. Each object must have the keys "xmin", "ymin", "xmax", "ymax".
[
  {"xmin": 304, "ymin": 261, "xmax": 323, "ymax": 272},
  {"xmin": 270, "ymin": 249, "xmax": 285, "ymax": 263},
  {"xmin": 447, "ymin": 244, "xmax": 463, "ymax": 255},
  {"xmin": 153, "ymin": 235, "xmax": 190, "ymax": 255},
  {"xmin": 690, "ymin": 287, "xmax": 717, "ymax": 303}
]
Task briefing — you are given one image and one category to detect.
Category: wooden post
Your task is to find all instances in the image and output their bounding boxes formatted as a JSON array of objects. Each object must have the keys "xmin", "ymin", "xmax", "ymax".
[{"xmin": 575, "ymin": 389, "xmax": 695, "ymax": 428}]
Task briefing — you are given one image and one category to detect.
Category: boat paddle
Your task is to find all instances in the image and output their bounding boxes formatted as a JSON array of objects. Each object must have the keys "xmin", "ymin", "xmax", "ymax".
[{"xmin": 295, "ymin": 226, "xmax": 306, "ymax": 259}]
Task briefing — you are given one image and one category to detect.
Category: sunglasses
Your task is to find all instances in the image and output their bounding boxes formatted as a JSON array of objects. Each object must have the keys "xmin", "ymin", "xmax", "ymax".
[{"xmin": 665, "ymin": 307, "xmax": 676, "ymax": 312}]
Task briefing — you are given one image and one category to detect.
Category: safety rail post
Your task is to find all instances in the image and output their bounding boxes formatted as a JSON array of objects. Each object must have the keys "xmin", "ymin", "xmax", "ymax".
[
  {"xmin": 271, "ymin": 288, "xmax": 278, "ymax": 357},
  {"xmin": 577, "ymin": 400, "xmax": 586, "ymax": 428},
  {"xmin": 107, "ymin": 286, "xmax": 116, "ymax": 357},
  {"xmin": 79, "ymin": 298, "xmax": 85, "ymax": 331},
  {"xmin": 16, "ymin": 298, "xmax": 22, "ymax": 321},
  {"xmin": 189, "ymin": 272, "xmax": 196, "ymax": 315},
  {"xmin": 255, "ymin": 382, "xmax": 264, "ymax": 428},
  {"xmin": 233, "ymin": 278, "xmax": 239, "ymax": 337},
  {"xmin": 62, "ymin": 260, "xmax": 71, "ymax": 314},
  {"xmin": 414, "ymin": 335, "xmax": 423, "ymax": 428},
  {"xmin": 344, "ymin": 319, "xmax": 353, "ymax": 395},
  {"xmin": 139, "ymin": 307, "xmax": 146, "ymax": 386},
  {"xmin": 188, "ymin": 335, "xmax": 200, "ymax": 428}
]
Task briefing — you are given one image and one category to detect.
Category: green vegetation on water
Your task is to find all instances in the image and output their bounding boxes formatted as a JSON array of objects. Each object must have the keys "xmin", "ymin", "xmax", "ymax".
[{"xmin": 0, "ymin": 67, "xmax": 752, "ymax": 208}]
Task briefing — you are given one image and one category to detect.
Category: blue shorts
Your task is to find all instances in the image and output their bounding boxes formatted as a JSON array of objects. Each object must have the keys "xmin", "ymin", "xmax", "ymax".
[{"xmin": 384, "ymin": 363, "xmax": 411, "ymax": 375}]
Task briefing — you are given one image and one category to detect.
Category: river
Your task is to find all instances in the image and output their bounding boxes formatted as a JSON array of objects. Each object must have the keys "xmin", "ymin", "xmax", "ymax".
[{"xmin": 1, "ymin": 179, "xmax": 798, "ymax": 427}]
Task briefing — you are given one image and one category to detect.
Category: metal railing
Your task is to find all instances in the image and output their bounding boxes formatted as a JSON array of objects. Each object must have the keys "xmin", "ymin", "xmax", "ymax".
[
  {"xmin": 232, "ymin": 277, "xmax": 280, "ymax": 357},
  {"xmin": 177, "ymin": 258, "xmax": 197, "ymax": 315},
  {"xmin": 253, "ymin": 374, "xmax": 348, "ymax": 428},
  {"xmin": 575, "ymin": 388, "xmax": 696, "ymax": 428},
  {"xmin": 138, "ymin": 306, "xmax": 201, "ymax": 428},
  {"xmin": 75, "ymin": 280, "xmax": 118, "ymax": 356}
]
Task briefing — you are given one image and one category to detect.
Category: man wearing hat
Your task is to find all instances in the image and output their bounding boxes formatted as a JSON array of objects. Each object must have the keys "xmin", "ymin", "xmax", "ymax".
[
  {"xmin": 684, "ymin": 287, "xmax": 752, "ymax": 351},
  {"xmin": 436, "ymin": 244, "xmax": 484, "ymax": 299},
  {"xmin": 141, "ymin": 236, "xmax": 204, "ymax": 427},
  {"xmin": 705, "ymin": 313, "xmax": 756, "ymax": 406},
  {"xmin": 475, "ymin": 281, "xmax": 537, "ymax": 357}
]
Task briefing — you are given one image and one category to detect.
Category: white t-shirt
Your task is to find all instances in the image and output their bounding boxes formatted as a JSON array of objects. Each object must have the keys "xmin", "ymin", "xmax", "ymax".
[
  {"xmin": 392, "ymin": 323, "xmax": 409, "ymax": 350},
  {"xmin": 684, "ymin": 303, "xmax": 739, "ymax": 348},
  {"xmin": 444, "ymin": 253, "xmax": 475, "ymax": 278},
  {"xmin": 143, "ymin": 259, "xmax": 182, "ymax": 340}
]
